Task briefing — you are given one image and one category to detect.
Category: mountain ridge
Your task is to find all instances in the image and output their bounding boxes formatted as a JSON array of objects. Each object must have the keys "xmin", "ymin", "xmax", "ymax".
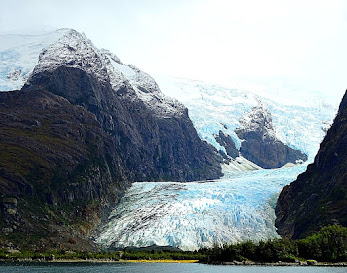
[
  {"xmin": 276, "ymin": 90, "xmax": 347, "ymax": 239},
  {"xmin": 0, "ymin": 29, "xmax": 222, "ymax": 250}
]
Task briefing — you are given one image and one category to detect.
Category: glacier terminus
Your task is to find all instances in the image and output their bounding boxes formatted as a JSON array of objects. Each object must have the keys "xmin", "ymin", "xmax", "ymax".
[{"xmin": 96, "ymin": 165, "xmax": 309, "ymax": 251}]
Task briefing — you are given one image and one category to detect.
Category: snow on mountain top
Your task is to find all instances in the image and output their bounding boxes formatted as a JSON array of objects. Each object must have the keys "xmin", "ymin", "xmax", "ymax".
[
  {"xmin": 0, "ymin": 28, "xmax": 338, "ymax": 152},
  {"xmin": 0, "ymin": 29, "xmax": 69, "ymax": 51},
  {"xmin": 100, "ymin": 49, "xmax": 121, "ymax": 64},
  {"xmin": 0, "ymin": 28, "xmax": 184, "ymax": 118},
  {"xmin": 30, "ymin": 29, "xmax": 112, "ymax": 83}
]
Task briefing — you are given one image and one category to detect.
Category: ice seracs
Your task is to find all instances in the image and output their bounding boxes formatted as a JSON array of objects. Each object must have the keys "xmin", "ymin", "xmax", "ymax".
[{"xmin": 96, "ymin": 165, "xmax": 308, "ymax": 251}]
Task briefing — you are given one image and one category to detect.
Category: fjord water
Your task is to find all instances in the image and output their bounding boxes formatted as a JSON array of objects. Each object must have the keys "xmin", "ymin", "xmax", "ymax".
[
  {"xmin": 96, "ymin": 165, "xmax": 307, "ymax": 250},
  {"xmin": 1, "ymin": 263, "xmax": 346, "ymax": 273}
]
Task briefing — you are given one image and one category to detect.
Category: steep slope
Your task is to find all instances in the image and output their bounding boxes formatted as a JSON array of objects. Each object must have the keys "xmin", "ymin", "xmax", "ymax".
[
  {"xmin": 0, "ymin": 29, "xmax": 222, "ymax": 249},
  {"xmin": 24, "ymin": 65, "xmax": 222, "ymax": 182},
  {"xmin": 276, "ymin": 91, "xmax": 347, "ymax": 239},
  {"xmin": 0, "ymin": 88, "xmax": 128, "ymax": 249},
  {"xmin": 214, "ymin": 130, "xmax": 239, "ymax": 159},
  {"xmin": 235, "ymin": 103, "xmax": 307, "ymax": 168},
  {"xmin": 1, "ymin": 28, "xmax": 223, "ymax": 183}
]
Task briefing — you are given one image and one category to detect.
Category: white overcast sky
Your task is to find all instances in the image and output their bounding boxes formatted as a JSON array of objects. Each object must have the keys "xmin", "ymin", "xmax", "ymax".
[{"xmin": 1, "ymin": 0, "xmax": 346, "ymax": 105}]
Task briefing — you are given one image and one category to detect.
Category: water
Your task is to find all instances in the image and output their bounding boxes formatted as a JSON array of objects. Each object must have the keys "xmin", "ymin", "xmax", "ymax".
[
  {"xmin": 0, "ymin": 263, "xmax": 345, "ymax": 273},
  {"xmin": 96, "ymin": 165, "xmax": 307, "ymax": 250}
]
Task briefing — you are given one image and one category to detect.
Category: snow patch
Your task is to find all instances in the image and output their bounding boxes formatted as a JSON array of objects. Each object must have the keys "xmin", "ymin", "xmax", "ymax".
[{"xmin": 223, "ymin": 157, "xmax": 262, "ymax": 174}]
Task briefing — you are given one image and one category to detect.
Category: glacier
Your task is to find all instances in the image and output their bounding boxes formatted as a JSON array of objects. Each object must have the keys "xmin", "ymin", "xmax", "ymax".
[{"xmin": 96, "ymin": 165, "xmax": 307, "ymax": 251}]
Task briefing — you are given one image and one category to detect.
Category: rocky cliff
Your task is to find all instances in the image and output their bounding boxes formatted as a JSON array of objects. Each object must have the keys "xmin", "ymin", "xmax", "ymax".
[
  {"xmin": 214, "ymin": 130, "xmax": 239, "ymax": 159},
  {"xmin": 276, "ymin": 91, "xmax": 347, "ymax": 239},
  {"xmin": 25, "ymin": 65, "xmax": 222, "ymax": 182},
  {"xmin": 236, "ymin": 103, "xmax": 307, "ymax": 169},
  {"xmin": 0, "ymin": 29, "xmax": 222, "ymax": 250},
  {"xmin": 0, "ymin": 87, "xmax": 128, "ymax": 250}
]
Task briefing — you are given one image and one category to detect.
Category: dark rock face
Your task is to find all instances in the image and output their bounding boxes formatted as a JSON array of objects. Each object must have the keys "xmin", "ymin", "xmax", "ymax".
[
  {"xmin": 214, "ymin": 130, "xmax": 239, "ymax": 159},
  {"xmin": 236, "ymin": 104, "xmax": 307, "ymax": 169},
  {"xmin": 25, "ymin": 66, "xmax": 223, "ymax": 182},
  {"xmin": 0, "ymin": 66, "xmax": 222, "ymax": 249},
  {"xmin": 276, "ymin": 91, "xmax": 347, "ymax": 239},
  {"xmin": 0, "ymin": 88, "xmax": 126, "ymax": 249},
  {"xmin": 0, "ymin": 88, "xmax": 125, "ymax": 201}
]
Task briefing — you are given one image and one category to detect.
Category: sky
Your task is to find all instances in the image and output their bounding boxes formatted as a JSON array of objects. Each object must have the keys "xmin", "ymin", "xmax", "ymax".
[{"xmin": 1, "ymin": 0, "xmax": 346, "ymax": 106}]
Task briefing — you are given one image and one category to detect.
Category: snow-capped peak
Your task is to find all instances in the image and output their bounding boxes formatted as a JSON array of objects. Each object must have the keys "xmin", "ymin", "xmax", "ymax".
[
  {"xmin": 30, "ymin": 29, "xmax": 112, "ymax": 84},
  {"xmin": 0, "ymin": 28, "xmax": 185, "ymax": 118}
]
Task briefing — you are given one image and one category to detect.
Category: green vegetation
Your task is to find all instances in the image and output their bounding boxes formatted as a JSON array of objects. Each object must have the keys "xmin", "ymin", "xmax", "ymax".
[
  {"xmin": 0, "ymin": 249, "xmax": 202, "ymax": 262},
  {"xmin": 297, "ymin": 225, "xmax": 347, "ymax": 262},
  {"xmin": 121, "ymin": 250, "xmax": 204, "ymax": 261},
  {"xmin": 0, "ymin": 225, "xmax": 346, "ymax": 263},
  {"xmin": 204, "ymin": 225, "xmax": 347, "ymax": 263},
  {"xmin": 0, "ymin": 249, "xmax": 120, "ymax": 261}
]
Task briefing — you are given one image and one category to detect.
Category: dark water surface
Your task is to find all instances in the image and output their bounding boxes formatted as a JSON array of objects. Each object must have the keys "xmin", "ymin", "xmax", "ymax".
[{"xmin": 0, "ymin": 262, "xmax": 345, "ymax": 273}]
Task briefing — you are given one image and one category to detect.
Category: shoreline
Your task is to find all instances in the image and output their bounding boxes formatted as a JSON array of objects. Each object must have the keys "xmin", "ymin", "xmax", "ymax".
[
  {"xmin": 0, "ymin": 259, "xmax": 199, "ymax": 264},
  {"xmin": 206, "ymin": 261, "xmax": 347, "ymax": 267},
  {"xmin": 0, "ymin": 259, "xmax": 346, "ymax": 266}
]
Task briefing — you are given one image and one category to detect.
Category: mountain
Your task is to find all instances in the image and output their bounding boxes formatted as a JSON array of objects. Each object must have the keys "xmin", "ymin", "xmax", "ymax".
[
  {"xmin": 0, "ymin": 29, "xmax": 222, "ymax": 250},
  {"xmin": 0, "ymin": 87, "xmax": 126, "ymax": 250},
  {"xmin": 276, "ymin": 90, "xmax": 347, "ymax": 239},
  {"xmin": 235, "ymin": 103, "xmax": 307, "ymax": 168}
]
